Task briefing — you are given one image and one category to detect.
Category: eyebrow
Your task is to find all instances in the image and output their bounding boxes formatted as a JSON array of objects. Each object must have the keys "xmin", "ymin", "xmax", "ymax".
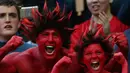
[
  {"xmin": 0, "ymin": 12, "xmax": 17, "ymax": 14},
  {"xmin": 9, "ymin": 12, "xmax": 17, "ymax": 15}
]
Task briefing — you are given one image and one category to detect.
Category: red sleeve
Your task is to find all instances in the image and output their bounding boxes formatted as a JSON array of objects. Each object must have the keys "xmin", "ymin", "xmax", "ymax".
[
  {"xmin": 69, "ymin": 20, "xmax": 90, "ymax": 52},
  {"xmin": 110, "ymin": 16, "xmax": 130, "ymax": 33}
]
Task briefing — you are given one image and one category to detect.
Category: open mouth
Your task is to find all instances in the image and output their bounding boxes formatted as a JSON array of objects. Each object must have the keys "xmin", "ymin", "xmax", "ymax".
[
  {"xmin": 45, "ymin": 46, "xmax": 55, "ymax": 55},
  {"xmin": 92, "ymin": 5, "xmax": 100, "ymax": 11},
  {"xmin": 91, "ymin": 61, "xmax": 100, "ymax": 70},
  {"xmin": 4, "ymin": 25, "xmax": 12, "ymax": 29}
]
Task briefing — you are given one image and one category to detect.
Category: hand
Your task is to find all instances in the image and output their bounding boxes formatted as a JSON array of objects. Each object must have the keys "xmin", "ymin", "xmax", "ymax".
[
  {"xmin": 89, "ymin": 13, "xmax": 109, "ymax": 37},
  {"xmin": 89, "ymin": 15, "xmax": 97, "ymax": 34},
  {"xmin": 105, "ymin": 52, "xmax": 128, "ymax": 73},
  {"xmin": 113, "ymin": 52, "xmax": 127, "ymax": 65},
  {"xmin": 0, "ymin": 36, "xmax": 23, "ymax": 61},
  {"xmin": 108, "ymin": 33, "xmax": 128, "ymax": 50},
  {"xmin": 98, "ymin": 12, "xmax": 110, "ymax": 35},
  {"xmin": 5, "ymin": 35, "xmax": 23, "ymax": 52},
  {"xmin": 55, "ymin": 56, "xmax": 72, "ymax": 68},
  {"xmin": 52, "ymin": 56, "xmax": 72, "ymax": 73},
  {"xmin": 114, "ymin": 33, "xmax": 128, "ymax": 50},
  {"xmin": 113, "ymin": 52, "xmax": 128, "ymax": 73}
]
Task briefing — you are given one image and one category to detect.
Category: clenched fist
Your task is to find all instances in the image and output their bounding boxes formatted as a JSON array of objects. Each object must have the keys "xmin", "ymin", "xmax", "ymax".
[
  {"xmin": 0, "ymin": 36, "xmax": 23, "ymax": 61},
  {"xmin": 4, "ymin": 35, "xmax": 23, "ymax": 52},
  {"xmin": 114, "ymin": 52, "xmax": 128, "ymax": 73},
  {"xmin": 51, "ymin": 56, "xmax": 72, "ymax": 73}
]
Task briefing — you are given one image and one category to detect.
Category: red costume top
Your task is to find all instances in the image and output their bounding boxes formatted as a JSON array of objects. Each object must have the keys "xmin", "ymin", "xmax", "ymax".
[{"xmin": 70, "ymin": 16, "xmax": 130, "ymax": 52}]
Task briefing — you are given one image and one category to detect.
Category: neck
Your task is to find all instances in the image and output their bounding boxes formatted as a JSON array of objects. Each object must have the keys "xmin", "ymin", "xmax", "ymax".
[
  {"xmin": 0, "ymin": 35, "xmax": 12, "ymax": 42},
  {"xmin": 92, "ymin": 6, "xmax": 113, "ymax": 24},
  {"xmin": 40, "ymin": 54, "xmax": 62, "ymax": 69}
]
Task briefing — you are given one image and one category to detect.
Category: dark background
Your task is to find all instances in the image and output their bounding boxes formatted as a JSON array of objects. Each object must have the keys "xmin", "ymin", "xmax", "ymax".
[{"xmin": 18, "ymin": 0, "xmax": 130, "ymax": 27}]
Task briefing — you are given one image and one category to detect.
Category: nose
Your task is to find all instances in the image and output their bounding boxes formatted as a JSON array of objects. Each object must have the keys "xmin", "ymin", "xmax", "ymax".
[
  {"xmin": 48, "ymin": 34, "xmax": 53, "ymax": 42},
  {"xmin": 5, "ymin": 15, "xmax": 11, "ymax": 23},
  {"xmin": 91, "ymin": 53, "xmax": 98, "ymax": 59}
]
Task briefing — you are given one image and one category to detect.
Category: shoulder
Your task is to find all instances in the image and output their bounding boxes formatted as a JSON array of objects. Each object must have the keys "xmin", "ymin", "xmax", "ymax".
[
  {"xmin": 2, "ymin": 52, "xmax": 20, "ymax": 63},
  {"xmin": 14, "ymin": 47, "xmax": 39, "ymax": 61},
  {"xmin": 6, "ymin": 47, "xmax": 36, "ymax": 62},
  {"xmin": 0, "ymin": 52, "xmax": 20, "ymax": 73},
  {"xmin": 16, "ymin": 47, "xmax": 38, "ymax": 57},
  {"xmin": 73, "ymin": 19, "xmax": 90, "ymax": 30},
  {"xmin": 110, "ymin": 16, "xmax": 123, "ymax": 24}
]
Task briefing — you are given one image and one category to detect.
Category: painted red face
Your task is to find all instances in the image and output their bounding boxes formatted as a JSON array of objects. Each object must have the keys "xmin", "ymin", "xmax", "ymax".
[
  {"xmin": 36, "ymin": 29, "xmax": 63, "ymax": 60},
  {"xmin": 82, "ymin": 44, "xmax": 106, "ymax": 73}
]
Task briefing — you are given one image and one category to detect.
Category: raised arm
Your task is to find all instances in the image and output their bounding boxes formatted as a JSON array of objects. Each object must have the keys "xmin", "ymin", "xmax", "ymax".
[
  {"xmin": 114, "ymin": 52, "xmax": 128, "ymax": 73},
  {"xmin": 0, "ymin": 35, "xmax": 23, "ymax": 61},
  {"xmin": 51, "ymin": 56, "xmax": 72, "ymax": 73}
]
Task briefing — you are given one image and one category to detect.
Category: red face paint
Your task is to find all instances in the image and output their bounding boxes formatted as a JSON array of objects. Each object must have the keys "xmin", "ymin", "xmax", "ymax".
[
  {"xmin": 82, "ymin": 44, "xmax": 106, "ymax": 73},
  {"xmin": 36, "ymin": 29, "xmax": 63, "ymax": 60}
]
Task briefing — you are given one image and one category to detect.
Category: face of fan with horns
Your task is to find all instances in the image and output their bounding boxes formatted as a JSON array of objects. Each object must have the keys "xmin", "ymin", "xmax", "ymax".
[
  {"xmin": 31, "ymin": 2, "xmax": 72, "ymax": 60},
  {"xmin": 20, "ymin": 1, "xmax": 72, "ymax": 60},
  {"xmin": 36, "ymin": 28, "xmax": 63, "ymax": 60}
]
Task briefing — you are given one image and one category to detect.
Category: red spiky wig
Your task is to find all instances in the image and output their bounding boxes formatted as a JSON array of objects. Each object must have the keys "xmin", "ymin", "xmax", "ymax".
[{"xmin": 20, "ymin": 2, "xmax": 73, "ymax": 48}]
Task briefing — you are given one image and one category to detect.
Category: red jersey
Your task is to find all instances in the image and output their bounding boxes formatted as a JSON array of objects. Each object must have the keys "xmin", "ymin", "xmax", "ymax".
[{"xmin": 70, "ymin": 16, "xmax": 130, "ymax": 51}]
